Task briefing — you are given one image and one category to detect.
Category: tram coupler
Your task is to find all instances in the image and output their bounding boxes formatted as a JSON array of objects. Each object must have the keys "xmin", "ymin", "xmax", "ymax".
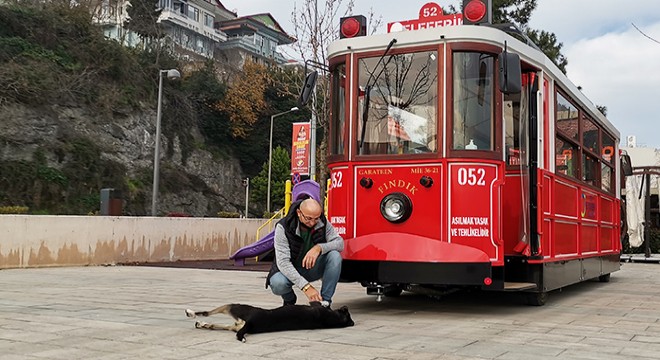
[
  {"xmin": 364, "ymin": 282, "xmax": 401, "ymax": 302},
  {"xmin": 365, "ymin": 282, "xmax": 384, "ymax": 302}
]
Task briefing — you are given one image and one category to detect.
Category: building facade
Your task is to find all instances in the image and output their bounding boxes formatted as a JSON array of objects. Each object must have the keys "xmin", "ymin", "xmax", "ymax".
[{"xmin": 93, "ymin": 0, "xmax": 294, "ymax": 65}]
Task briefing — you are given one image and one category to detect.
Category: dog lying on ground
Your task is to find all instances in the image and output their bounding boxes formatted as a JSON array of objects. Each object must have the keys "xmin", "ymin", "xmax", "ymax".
[{"xmin": 185, "ymin": 302, "xmax": 354, "ymax": 342}]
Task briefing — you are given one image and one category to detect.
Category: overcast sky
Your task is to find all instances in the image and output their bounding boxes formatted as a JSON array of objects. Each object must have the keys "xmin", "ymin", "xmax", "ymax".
[{"xmin": 220, "ymin": 0, "xmax": 660, "ymax": 148}]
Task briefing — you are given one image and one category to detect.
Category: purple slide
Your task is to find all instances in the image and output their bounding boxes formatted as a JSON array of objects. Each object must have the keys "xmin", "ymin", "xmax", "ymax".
[
  {"xmin": 230, "ymin": 230, "xmax": 275, "ymax": 266},
  {"xmin": 230, "ymin": 180, "xmax": 322, "ymax": 266}
]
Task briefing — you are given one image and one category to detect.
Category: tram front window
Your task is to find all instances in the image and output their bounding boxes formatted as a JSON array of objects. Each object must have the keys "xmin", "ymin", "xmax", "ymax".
[
  {"xmin": 453, "ymin": 52, "xmax": 495, "ymax": 151},
  {"xmin": 357, "ymin": 51, "xmax": 438, "ymax": 155}
]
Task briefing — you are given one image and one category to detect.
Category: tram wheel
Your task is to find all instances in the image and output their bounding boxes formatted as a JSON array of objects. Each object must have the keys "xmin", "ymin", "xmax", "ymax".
[
  {"xmin": 598, "ymin": 273, "xmax": 611, "ymax": 283},
  {"xmin": 525, "ymin": 291, "xmax": 547, "ymax": 306}
]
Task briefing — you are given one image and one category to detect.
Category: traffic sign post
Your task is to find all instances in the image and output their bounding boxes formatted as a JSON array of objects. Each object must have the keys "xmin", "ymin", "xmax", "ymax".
[{"xmin": 243, "ymin": 178, "xmax": 249, "ymax": 218}]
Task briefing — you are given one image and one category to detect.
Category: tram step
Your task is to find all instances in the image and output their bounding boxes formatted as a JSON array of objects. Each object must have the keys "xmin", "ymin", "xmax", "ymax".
[{"xmin": 503, "ymin": 282, "xmax": 537, "ymax": 291}]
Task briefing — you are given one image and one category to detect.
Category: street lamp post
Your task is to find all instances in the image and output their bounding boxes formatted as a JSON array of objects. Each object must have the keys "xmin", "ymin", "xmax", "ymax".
[
  {"xmin": 267, "ymin": 106, "xmax": 299, "ymax": 213},
  {"xmin": 151, "ymin": 69, "xmax": 181, "ymax": 216}
]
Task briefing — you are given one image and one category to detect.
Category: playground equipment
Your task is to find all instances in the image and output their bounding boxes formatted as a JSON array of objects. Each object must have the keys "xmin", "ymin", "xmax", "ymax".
[{"xmin": 230, "ymin": 180, "xmax": 321, "ymax": 266}]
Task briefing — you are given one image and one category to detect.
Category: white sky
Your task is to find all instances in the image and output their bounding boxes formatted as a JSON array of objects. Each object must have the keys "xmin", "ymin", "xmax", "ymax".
[{"xmin": 221, "ymin": 0, "xmax": 660, "ymax": 148}]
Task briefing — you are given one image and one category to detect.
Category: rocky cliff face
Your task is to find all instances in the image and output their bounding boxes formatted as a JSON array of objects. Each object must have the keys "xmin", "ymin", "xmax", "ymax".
[{"xmin": 0, "ymin": 103, "xmax": 245, "ymax": 216}]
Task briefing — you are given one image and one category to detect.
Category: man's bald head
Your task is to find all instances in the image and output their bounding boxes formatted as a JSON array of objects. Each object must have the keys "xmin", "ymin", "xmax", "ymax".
[{"xmin": 300, "ymin": 198, "xmax": 322, "ymax": 217}]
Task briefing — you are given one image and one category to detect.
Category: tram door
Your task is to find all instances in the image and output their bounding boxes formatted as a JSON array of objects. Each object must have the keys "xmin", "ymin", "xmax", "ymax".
[{"xmin": 503, "ymin": 72, "xmax": 539, "ymax": 256}]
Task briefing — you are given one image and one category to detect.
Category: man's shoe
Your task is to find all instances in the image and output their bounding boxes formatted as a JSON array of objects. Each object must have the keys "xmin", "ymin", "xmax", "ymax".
[{"xmin": 283, "ymin": 294, "xmax": 297, "ymax": 306}]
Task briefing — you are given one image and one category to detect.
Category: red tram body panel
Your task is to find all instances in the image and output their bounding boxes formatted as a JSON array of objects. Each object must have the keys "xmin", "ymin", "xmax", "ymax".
[{"xmin": 319, "ymin": 5, "xmax": 623, "ymax": 304}]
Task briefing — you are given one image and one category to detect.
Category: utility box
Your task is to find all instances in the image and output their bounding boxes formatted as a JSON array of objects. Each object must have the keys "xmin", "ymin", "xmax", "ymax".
[{"xmin": 100, "ymin": 188, "xmax": 122, "ymax": 216}]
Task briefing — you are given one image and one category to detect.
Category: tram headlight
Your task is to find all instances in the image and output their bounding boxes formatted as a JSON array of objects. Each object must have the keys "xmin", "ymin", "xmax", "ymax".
[{"xmin": 380, "ymin": 192, "xmax": 412, "ymax": 223}]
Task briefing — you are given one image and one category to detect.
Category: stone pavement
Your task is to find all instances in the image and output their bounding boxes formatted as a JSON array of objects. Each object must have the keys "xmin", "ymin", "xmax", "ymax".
[{"xmin": 1, "ymin": 263, "xmax": 660, "ymax": 360}]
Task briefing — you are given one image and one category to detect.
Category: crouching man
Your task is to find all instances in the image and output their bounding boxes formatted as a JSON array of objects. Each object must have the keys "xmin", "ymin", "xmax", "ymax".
[{"xmin": 265, "ymin": 198, "xmax": 344, "ymax": 307}]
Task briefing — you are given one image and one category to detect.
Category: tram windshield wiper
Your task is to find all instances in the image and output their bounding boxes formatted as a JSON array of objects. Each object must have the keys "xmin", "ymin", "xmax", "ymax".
[{"xmin": 358, "ymin": 38, "xmax": 397, "ymax": 152}]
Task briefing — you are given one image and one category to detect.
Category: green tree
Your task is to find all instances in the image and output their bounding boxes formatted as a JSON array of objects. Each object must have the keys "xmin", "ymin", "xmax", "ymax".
[
  {"xmin": 123, "ymin": 0, "xmax": 164, "ymax": 42},
  {"xmin": 526, "ymin": 29, "xmax": 568, "ymax": 73},
  {"xmin": 183, "ymin": 61, "xmax": 231, "ymax": 150},
  {"xmin": 250, "ymin": 146, "xmax": 291, "ymax": 214},
  {"xmin": 492, "ymin": 0, "xmax": 537, "ymax": 26},
  {"xmin": 489, "ymin": 0, "xmax": 568, "ymax": 74}
]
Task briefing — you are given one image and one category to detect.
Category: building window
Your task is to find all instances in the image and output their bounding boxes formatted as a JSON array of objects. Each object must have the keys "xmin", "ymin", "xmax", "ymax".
[
  {"xmin": 204, "ymin": 13, "xmax": 214, "ymax": 27},
  {"xmin": 188, "ymin": 5, "xmax": 199, "ymax": 22}
]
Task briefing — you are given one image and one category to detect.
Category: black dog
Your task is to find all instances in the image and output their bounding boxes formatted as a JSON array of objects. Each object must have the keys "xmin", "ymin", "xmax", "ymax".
[{"xmin": 185, "ymin": 302, "xmax": 354, "ymax": 342}]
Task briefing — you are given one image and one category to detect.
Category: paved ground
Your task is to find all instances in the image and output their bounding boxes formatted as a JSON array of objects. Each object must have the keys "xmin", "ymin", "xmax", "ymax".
[{"xmin": 2, "ymin": 262, "xmax": 660, "ymax": 360}]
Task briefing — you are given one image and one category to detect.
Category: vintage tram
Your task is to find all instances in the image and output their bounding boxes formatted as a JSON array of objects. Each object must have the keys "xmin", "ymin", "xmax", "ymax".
[{"xmin": 305, "ymin": 3, "xmax": 629, "ymax": 305}]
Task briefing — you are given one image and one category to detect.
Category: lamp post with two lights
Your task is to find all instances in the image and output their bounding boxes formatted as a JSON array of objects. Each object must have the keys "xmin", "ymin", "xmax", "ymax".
[{"xmin": 267, "ymin": 107, "xmax": 299, "ymax": 213}]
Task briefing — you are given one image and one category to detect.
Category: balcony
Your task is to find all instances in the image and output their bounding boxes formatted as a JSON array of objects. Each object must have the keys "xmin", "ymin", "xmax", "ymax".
[{"xmin": 160, "ymin": 8, "xmax": 227, "ymax": 43}]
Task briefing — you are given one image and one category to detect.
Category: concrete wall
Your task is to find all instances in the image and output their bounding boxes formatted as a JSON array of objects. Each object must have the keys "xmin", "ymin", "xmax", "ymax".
[{"xmin": 0, "ymin": 215, "xmax": 266, "ymax": 269}]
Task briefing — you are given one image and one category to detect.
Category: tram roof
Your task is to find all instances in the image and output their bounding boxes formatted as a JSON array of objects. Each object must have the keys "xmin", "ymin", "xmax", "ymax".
[{"xmin": 328, "ymin": 25, "xmax": 619, "ymax": 140}]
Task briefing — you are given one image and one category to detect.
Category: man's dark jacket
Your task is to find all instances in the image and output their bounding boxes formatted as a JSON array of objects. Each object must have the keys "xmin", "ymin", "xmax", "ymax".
[{"xmin": 265, "ymin": 200, "xmax": 329, "ymax": 288}]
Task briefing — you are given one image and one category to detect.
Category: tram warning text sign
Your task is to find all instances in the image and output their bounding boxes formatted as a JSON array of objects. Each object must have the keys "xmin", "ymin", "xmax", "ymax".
[
  {"xmin": 448, "ymin": 163, "xmax": 500, "ymax": 261},
  {"xmin": 387, "ymin": 2, "xmax": 463, "ymax": 32},
  {"xmin": 291, "ymin": 122, "xmax": 311, "ymax": 176}
]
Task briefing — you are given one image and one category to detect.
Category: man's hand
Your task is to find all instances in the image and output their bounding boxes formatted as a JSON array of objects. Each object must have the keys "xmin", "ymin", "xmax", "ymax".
[
  {"xmin": 302, "ymin": 244, "xmax": 322, "ymax": 269},
  {"xmin": 303, "ymin": 285, "xmax": 322, "ymax": 302}
]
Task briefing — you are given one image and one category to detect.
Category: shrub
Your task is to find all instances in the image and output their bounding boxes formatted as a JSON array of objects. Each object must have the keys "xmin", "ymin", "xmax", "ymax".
[
  {"xmin": 217, "ymin": 211, "xmax": 240, "ymax": 218},
  {"xmin": 0, "ymin": 206, "xmax": 29, "ymax": 214}
]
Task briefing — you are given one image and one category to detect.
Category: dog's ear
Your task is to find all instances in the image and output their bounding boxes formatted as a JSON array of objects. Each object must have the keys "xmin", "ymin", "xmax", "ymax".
[{"xmin": 338, "ymin": 306, "xmax": 349, "ymax": 313}]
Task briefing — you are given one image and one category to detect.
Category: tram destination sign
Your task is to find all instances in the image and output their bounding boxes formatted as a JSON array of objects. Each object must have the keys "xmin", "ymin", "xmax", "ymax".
[{"xmin": 387, "ymin": 2, "xmax": 463, "ymax": 33}]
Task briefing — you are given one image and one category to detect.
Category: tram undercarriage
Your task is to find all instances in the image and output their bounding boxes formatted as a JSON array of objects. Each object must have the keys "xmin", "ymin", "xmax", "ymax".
[{"xmin": 341, "ymin": 253, "xmax": 620, "ymax": 306}]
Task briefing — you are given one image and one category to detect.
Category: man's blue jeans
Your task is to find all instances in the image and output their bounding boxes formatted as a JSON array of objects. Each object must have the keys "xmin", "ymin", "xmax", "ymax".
[{"xmin": 269, "ymin": 250, "xmax": 342, "ymax": 305}]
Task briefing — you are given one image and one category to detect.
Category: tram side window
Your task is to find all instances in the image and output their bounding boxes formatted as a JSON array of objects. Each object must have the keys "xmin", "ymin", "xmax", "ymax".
[
  {"xmin": 504, "ymin": 83, "xmax": 528, "ymax": 166},
  {"xmin": 556, "ymin": 93, "xmax": 578, "ymax": 141},
  {"xmin": 357, "ymin": 51, "xmax": 438, "ymax": 155},
  {"xmin": 601, "ymin": 132, "xmax": 615, "ymax": 193},
  {"xmin": 582, "ymin": 153, "xmax": 598, "ymax": 186},
  {"xmin": 601, "ymin": 163, "xmax": 613, "ymax": 193},
  {"xmin": 556, "ymin": 137, "xmax": 577, "ymax": 178},
  {"xmin": 330, "ymin": 63, "xmax": 346, "ymax": 155},
  {"xmin": 582, "ymin": 116, "xmax": 598, "ymax": 153},
  {"xmin": 602, "ymin": 132, "xmax": 615, "ymax": 164},
  {"xmin": 453, "ymin": 52, "xmax": 494, "ymax": 151}
]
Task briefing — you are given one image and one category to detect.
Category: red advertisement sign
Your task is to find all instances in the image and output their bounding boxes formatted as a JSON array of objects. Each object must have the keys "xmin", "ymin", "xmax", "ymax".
[
  {"xmin": 291, "ymin": 122, "xmax": 311, "ymax": 175},
  {"xmin": 387, "ymin": 2, "xmax": 463, "ymax": 32}
]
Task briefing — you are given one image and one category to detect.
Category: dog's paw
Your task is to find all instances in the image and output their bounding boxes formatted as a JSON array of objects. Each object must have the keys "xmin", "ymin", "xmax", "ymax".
[
  {"xmin": 195, "ymin": 321, "xmax": 207, "ymax": 329},
  {"xmin": 241, "ymin": 338, "xmax": 246, "ymax": 343},
  {"xmin": 185, "ymin": 309, "xmax": 196, "ymax": 318}
]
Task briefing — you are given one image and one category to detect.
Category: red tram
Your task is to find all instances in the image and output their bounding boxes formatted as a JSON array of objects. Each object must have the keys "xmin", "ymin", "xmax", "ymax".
[{"xmin": 305, "ymin": 3, "xmax": 631, "ymax": 305}]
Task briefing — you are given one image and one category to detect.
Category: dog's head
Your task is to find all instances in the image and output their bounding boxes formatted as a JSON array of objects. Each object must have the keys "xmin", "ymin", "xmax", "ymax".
[{"xmin": 336, "ymin": 305, "xmax": 354, "ymax": 327}]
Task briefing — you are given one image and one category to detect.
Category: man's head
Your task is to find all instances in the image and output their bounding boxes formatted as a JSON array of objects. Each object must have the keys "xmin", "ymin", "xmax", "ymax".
[{"xmin": 297, "ymin": 198, "xmax": 322, "ymax": 227}]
